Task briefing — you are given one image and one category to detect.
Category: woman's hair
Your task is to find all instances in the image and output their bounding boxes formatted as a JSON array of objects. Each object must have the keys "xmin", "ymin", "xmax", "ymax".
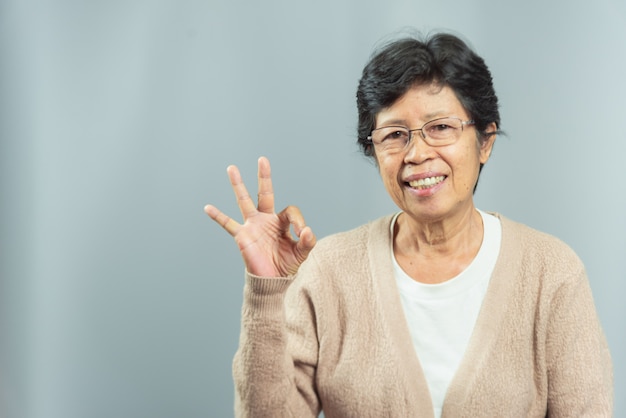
[{"xmin": 356, "ymin": 32, "xmax": 501, "ymax": 160}]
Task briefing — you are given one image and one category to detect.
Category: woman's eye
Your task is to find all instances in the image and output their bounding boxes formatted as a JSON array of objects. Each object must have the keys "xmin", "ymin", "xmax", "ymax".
[
  {"xmin": 431, "ymin": 124, "xmax": 452, "ymax": 132},
  {"xmin": 384, "ymin": 130, "xmax": 408, "ymax": 141}
]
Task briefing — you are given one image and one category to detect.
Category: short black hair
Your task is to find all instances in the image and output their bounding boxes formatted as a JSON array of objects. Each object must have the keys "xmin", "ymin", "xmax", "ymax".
[{"xmin": 356, "ymin": 32, "xmax": 501, "ymax": 159}]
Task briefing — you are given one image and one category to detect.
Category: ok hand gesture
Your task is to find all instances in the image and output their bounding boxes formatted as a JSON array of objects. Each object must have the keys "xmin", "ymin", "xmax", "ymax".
[{"xmin": 204, "ymin": 157, "xmax": 316, "ymax": 278}]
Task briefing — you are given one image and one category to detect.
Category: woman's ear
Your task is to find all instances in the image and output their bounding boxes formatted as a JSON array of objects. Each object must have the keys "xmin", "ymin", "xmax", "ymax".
[{"xmin": 479, "ymin": 122, "xmax": 497, "ymax": 164}]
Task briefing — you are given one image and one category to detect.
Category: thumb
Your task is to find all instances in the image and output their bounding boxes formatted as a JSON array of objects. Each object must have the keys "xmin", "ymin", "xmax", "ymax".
[{"xmin": 295, "ymin": 225, "xmax": 316, "ymax": 258}]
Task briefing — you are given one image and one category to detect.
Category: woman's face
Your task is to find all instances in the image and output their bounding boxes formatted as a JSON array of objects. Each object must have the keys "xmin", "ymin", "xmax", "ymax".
[{"xmin": 374, "ymin": 83, "xmax": 495, "ymax": 223}]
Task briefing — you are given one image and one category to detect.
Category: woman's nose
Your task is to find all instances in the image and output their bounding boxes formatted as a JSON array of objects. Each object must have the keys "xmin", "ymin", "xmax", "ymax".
[{"xmin": 403, "ymin": 132, "xmax": 435, "ymax": 164}]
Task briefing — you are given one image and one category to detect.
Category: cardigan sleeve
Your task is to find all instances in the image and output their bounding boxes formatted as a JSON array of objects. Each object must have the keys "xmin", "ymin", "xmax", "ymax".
[
  {"xmin": 232, "ymin": 271, "xmax": 321, "ymax": 418},
  {"xmin": 545, "ymin": 266, "xmax": 613, "ymax": 417}
]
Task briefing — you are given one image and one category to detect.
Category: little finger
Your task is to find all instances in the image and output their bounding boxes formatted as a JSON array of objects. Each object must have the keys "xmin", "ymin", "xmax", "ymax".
[{"xmin": 204, "ymin": 204, "xmax": 241, "ymax": 236}]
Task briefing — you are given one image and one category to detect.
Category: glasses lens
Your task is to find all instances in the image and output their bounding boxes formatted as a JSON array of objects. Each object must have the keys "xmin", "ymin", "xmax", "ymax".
[
  {"xmin": 371, "ymin": 127, "xmax": 410, "ymax": 152},
  {"xmin": 422, "ymin": 118, "xmax": 463, "ymax": 144}
]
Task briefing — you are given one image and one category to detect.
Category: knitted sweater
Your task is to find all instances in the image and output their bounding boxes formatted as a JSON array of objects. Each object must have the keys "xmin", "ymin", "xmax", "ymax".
[{"xmin": 233, "ymin": 214, "xmax": 613, "ymax": 417}]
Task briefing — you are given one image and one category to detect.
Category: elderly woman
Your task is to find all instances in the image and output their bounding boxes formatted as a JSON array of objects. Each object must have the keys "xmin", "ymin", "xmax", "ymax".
[{"xmin": 205, "ymin": 33, "xmax": 613, "ymax": 417}]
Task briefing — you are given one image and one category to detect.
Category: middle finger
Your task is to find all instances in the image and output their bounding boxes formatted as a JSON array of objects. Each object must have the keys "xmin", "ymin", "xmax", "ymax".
[{"xmin": 257, "ymin": 156, "xmax": 274, "ymax": 214}]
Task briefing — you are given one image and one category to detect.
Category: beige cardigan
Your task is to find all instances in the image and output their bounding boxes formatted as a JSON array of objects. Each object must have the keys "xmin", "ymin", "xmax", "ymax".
[{"xmin": 233, "ymin": 214, "xmax": 613, "ymax": 417}]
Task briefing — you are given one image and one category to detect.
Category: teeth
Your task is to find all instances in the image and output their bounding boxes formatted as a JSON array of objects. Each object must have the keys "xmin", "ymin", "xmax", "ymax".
[{"xmin": 408, "ymin": 176, "xmax": 445, "ymax": 189}]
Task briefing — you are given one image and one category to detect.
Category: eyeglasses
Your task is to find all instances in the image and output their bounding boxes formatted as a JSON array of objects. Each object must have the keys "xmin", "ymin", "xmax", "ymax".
[{"xmin": 367, "ymin": 117, "xmax": 475, "ymax": 153}]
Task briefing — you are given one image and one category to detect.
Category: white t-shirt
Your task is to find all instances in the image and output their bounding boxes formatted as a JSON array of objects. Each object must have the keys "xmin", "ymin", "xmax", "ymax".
[{"xmin": 392, "ymin": 210, "xmax": 501, "ymax": 418}]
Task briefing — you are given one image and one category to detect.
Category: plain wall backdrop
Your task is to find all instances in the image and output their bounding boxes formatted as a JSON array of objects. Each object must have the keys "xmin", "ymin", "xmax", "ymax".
[{"xmin": 1, "ymin": 0, "xmax": 624, "ymax": 417}]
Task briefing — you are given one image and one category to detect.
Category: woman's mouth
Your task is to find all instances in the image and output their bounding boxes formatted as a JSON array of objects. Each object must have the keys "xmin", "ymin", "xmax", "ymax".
[{"xmin": 407, "ymin": 175, "xmax": 446, "ymax": 190}]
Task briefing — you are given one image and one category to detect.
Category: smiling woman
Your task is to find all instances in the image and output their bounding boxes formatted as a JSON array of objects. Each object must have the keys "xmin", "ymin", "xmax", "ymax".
[
  {"xmin": 205, "ymin": 32, "xmax": 613, "ymax": 417},
  {"xmin": 371, "ymin": 84, "xmax": 495, "ymax": 232}
]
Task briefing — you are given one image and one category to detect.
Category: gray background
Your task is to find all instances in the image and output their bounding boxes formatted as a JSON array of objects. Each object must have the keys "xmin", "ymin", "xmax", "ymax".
[{"xmin": 1, "ymin": 0, "xmax": 624, "ymax": 417}]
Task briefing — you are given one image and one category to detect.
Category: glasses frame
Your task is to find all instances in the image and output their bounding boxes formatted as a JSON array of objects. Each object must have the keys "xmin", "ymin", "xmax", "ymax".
[{"xmin": 367, "ymin": 117, "xmax": 475, "ymax": 150}]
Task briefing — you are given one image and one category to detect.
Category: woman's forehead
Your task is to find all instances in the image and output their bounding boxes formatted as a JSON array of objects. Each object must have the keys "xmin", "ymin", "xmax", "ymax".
[{"xmin": 375, "ymin": 84, "xmax": 465, "ymax": 126}]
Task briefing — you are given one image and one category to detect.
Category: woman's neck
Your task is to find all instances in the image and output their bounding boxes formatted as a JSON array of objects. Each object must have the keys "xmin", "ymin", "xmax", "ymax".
[{"xmin": 393, "ymin": 207, "xmax": 484, "ymax": 283}]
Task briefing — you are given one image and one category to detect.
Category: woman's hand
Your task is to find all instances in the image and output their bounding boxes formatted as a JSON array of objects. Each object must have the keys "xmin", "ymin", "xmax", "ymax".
[{"xmin": 204, "ymin": 156, "xmax": 316, "ymax": 277}]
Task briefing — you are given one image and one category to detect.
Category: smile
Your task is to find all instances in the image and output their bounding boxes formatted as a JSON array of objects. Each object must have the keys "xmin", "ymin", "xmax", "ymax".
[{"xmin": 408, "ymin": 176, "xmax": 446, "ymax": 190}]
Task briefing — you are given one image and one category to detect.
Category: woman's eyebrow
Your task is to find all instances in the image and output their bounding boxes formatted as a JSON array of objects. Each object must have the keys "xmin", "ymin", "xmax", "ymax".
[
  {"xmin": 376, "ymin": 118, "xmax": 408, "ymax": 127},
  {"xmin": 377, "ymin": 110, "xmax": 451, "ymax": 128}
]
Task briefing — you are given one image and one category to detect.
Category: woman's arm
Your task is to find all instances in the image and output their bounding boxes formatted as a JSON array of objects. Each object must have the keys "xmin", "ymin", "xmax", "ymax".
[
  {"xmin": 233, "ymin": 272, "xmax": 320, "ymax": 418},
  {"xmin": 205, "ymin": 157, "xmax": 319, "ymax": 417},
  {"xmin": 545, "ymin": 267, "xmax": 613, "ymax": 416}
]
